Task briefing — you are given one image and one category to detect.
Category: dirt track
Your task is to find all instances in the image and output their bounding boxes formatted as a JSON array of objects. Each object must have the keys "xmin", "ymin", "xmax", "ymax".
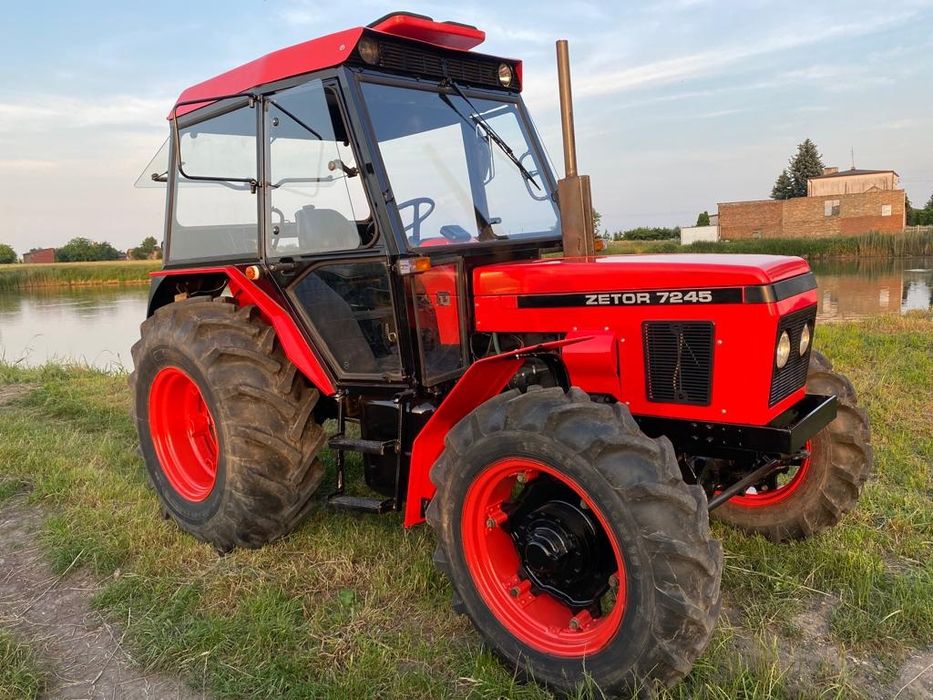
[{"xmin": 0, "ymin": 498, "xmax": 204, "ymax": 699}]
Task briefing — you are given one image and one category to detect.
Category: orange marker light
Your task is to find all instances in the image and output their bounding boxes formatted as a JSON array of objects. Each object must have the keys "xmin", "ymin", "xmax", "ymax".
[{"xmin": 244, "ymin": 265, "xmax": 262, "ymax": 280}]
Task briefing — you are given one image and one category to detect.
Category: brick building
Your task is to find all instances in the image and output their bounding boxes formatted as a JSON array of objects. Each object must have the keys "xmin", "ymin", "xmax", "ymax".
[
  {"xmin": 22, "ymin": 248, "xmax": 56, "ymax": 264},
  {"xmin": 718, "ymin": 167, "xmax": 905, "ymax": 240}
]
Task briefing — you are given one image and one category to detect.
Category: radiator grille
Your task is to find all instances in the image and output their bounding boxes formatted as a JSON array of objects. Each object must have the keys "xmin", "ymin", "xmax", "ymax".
[
  {"xmin": 362, "ymin": 41, "xmax": 504, "ymax": 88},
  {"xmin": 769, "ymin": 306, "xmax": 817, "ymax": 406},
  {"xmin": 643, "ymin": 322, "xmax": 714, "ymax": 406}
]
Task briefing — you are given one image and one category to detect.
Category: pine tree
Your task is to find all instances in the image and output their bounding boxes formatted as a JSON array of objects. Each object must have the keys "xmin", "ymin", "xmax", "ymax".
[
  {"xmin": 771, "ymin": 170, "xmax": 795, "ymax": 200},
  {"xmin": 787, "ymin": 139, "xmax": 825, "ymax": 198},
  {"xmin": 925, "ymin": 193, "xmax": 933, "ymax": 210}
]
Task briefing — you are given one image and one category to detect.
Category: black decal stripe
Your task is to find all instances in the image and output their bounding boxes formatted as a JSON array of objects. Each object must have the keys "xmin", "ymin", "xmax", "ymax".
[
  {"xmin": 517, "ymin": 287, "xmax": 743, "ymax": 308},
  {"xmin": 515, "ymin": 274, "xmax": 818, "ymax": 309}
]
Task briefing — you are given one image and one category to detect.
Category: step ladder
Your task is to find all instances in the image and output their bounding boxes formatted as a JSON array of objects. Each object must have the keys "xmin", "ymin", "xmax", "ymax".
[{"xmin": 326, "ymin": 391, "xmax": 406, "ymax": 514}]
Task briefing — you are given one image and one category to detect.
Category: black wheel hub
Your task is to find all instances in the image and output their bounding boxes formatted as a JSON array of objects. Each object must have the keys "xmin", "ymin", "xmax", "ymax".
[{"xmin": 506, "ymin": 477, "xmax": 616, "ymax": 610}]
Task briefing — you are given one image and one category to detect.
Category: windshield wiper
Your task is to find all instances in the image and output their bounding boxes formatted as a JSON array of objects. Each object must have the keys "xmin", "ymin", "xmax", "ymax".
[{"xmin": 439, "ymin": 79, "xmax": 541, "ymax": 191}]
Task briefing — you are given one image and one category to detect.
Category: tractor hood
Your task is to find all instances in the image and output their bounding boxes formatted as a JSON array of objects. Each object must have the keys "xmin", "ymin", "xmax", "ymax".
[{"xmin": 473, "ymin": 254, "xmax": 812, "ymax": 298}]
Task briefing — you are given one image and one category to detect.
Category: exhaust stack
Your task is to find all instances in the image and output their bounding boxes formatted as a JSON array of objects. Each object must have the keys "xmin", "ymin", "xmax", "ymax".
[{"xmin": 556, "ymin": 40, "xmax": 596, "ymax": 257}]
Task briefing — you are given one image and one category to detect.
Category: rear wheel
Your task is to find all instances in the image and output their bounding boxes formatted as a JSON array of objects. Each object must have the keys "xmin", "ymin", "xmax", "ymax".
[
  {"xmin": 427, "ymin": 387, "xmax": 722, "ymax": 695},
  {"xmin": 714, "ymin": 350, "xmax": 872, "ymax": 541},
  {"xmin": 130, "ymin": 297, "xmax": 327, "ymax": 551}
]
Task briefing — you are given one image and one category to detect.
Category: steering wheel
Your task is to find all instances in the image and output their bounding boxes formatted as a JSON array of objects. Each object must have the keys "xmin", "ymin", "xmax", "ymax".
[{"xmin": 397, "ymin": 197, "xmax": 436, "ymax": 243}]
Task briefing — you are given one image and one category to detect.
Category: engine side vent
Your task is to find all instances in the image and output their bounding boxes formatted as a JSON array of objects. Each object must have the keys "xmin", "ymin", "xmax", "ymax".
[
  {"xmin": 643, "ymin": 321, "xmax": 714, "ymax": 406},
  {"xmin": 769, "ymin": 305, "xmax": 817, "ymax": 406}
]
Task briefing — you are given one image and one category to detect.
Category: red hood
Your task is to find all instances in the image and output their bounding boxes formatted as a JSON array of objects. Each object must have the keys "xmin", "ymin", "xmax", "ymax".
[{"xmin": 473, "ymin": 254, "xmax": 811, "ymax": 296}]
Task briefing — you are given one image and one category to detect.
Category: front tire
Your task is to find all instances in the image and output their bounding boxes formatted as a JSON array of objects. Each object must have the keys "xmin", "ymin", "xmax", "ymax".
[
  {"xmin": 130, "ymin": 297, "xmax": 327, "ymax": 551},
  {"xmin": 714, "ymin": 350, "xmax": 872, "ymax": 541},
  {"xmin": 427, "ymin": 387, "xmax": 722, "ymax": 695}
]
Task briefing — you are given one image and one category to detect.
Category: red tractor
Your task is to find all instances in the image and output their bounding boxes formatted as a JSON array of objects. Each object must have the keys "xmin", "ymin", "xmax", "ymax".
[{"xmin": 132, "ymin": 12, "xmax": 871, "ymax": 695}]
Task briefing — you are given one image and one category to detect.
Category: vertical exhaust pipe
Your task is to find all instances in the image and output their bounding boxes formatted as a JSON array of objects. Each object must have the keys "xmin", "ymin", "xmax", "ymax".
[{"xmin": 556, "ymin": 40, "xmax": 596, "ymax": 257}]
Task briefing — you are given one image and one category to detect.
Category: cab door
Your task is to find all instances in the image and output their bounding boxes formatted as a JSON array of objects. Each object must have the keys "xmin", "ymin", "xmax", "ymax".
[{"xmin": 264, "ymin": 78, "xmax": 403, "ymax": 381}]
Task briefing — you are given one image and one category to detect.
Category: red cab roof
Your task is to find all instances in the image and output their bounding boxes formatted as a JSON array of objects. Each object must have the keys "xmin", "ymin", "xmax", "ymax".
[{"xmin": 171, "ymin": 13, "xmax": 488, "ymax": 119}]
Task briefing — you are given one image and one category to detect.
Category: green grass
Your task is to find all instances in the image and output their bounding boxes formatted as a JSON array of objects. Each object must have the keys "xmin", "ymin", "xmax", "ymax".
[
  {"xmin": 605, "ymin": 229, "xmax": 933, "ymax": 258},
  {"xmin": 0, "ymin": 631, "xmax": 44, "ymax": 700},
  {"xmin": 0, "ymin": 315, "xmax": 930, "ymax": 698},
  {"xmin": 0, "ymin": 260, "xmax": 160, "ymax": 291}
]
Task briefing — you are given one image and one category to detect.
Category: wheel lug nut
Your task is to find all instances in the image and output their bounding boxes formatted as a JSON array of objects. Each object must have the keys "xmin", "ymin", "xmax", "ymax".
[
  {"xmin": 569, "ymin": 617, "xmax": 581, "ymax": 630},
  {"xmin": 509, "ymin": 586, "xmax": 520, "ymax": 597},
  {"xmin": 486, "ymin": 517, "xmax": 496, "ymax": 529},
  {"xmin": 516, "ymin": 472, "xmax": 527, "ymax": 484}
]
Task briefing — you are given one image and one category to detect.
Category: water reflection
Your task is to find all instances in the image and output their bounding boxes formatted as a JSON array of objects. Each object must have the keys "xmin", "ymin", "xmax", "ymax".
[
  {"xmin": 0, "ymin": 286, "xmax": 148, "ymax": 370},
  {"xmin": 0, "ymin": 257, "xmax": 930, "ymax": 370},
  {"xmin": 811, "ymin": 256, "xmax": 932, "ymax": 321}
]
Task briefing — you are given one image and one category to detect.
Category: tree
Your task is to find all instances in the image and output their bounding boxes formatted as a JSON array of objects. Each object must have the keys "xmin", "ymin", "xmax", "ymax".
[
  {"xmin": 787, "ymin": 139, "xmax": 825, "ymax": 198},
  {"xmin": 130, "ymin": 235, "xmax": 161, "ymax": 260},
  {"xmin": 926, "ymin": 193, "xmax": 933, "ymax": 211},
  {"xmin": 696, "ymin": 211, "xmax": 711, "ymax": 226},
  {"xmin": 56, "ymin": 237, "xmax": 121, "ymax": 262},
  {"xmin": 0, "ymin": 243, "xmax": 16, "ymax": 264},
  {"xmin": 773, "ymin": 139, "xmax": 825, "ymax": 199},
  {"xmin": 771, "ymin": 170, "xmax": 795, "ymax": 200}
]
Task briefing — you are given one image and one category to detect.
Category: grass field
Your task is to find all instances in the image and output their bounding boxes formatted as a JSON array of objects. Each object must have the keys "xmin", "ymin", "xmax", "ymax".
[
  {"xmin": 0, "ymin": 260, "xmax": 160, "ymax": 292},
  {"xmin": 604, "ymin": 229, "xmax": 933, "ymax": 258},
  {"xmin": 0, "ymin": 630, "xmax": 44, "ymax": 699},
  {"xmin": 0, "ymin": 315, "xmax": 930, "ymax": 698}
]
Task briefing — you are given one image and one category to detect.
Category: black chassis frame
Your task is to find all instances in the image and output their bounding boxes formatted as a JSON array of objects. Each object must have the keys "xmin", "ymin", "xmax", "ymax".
[{"xmin": 151, "ymin": 58, "xmax": 835, "ymax": 503}]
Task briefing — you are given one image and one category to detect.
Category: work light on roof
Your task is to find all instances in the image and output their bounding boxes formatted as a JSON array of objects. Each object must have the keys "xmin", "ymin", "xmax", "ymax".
[
  {"xmin": 498, "ymin": 63, "xmax": 513, "ymax": 87},
  {"xmin": 358, "ymin": 36, "xmax": 381, "ymax": 65}
]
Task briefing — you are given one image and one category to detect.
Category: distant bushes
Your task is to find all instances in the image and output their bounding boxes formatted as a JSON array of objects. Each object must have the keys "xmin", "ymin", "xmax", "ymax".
[
  {"xmin": 611, "ymin": 226, "xmax": 681, "ymax": 241},
  {"xmin": 605, "ymin": 230, "xmax": 933, "ymax": 258},
  {"xmin": 0, "ymin": 261, "xmax": 159, "ymax": 292}
]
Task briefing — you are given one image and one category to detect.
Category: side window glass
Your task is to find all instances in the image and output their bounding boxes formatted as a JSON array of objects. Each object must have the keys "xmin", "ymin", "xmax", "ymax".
[
  {"xmin": 268, "ymin": 82, "xmax": 372, "ymax": 256},
  {"xmin": 170, "ymin": 103, "xmax": 258, "ymax": 262},
  {"xmin": 412, "ymin": 264, "xmax": 464, "ymax": 382},
  {"xmin": 293, "ymin": 261, "xmax": 400, "ymax": 377}
]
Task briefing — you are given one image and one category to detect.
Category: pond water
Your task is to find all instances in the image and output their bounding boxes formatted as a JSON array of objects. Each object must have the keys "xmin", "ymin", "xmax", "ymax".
[{"xmin": 0, "ymin": 257, "xmax": 930, "ymax": 370}]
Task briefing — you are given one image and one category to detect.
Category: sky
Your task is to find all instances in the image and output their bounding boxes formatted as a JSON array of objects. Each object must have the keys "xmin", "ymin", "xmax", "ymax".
[{"xmin": 1, "ymin": 0, "xmax": 932, "ymax": 253}]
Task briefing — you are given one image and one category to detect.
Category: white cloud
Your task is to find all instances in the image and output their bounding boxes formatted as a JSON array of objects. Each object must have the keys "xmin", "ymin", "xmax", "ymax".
[
  {"xmin": 571, "ymin": 11, "xmax": 919, "ymax": 98},
  {"xmin": 0, "ymin": 95, "xmax": 170, "ymax": 133}
]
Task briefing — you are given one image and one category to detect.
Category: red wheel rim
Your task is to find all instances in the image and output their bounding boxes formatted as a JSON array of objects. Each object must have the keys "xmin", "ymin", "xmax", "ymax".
[
  {"xmin": 461, "ymin": 457, "xmax": 627, "ymax": 657},
  {"xmin": 148, "ymin": 367, "xmax": 219, "ymax": 502},
  {"xmin": 729, "ymin": 440, "xmax": 813, "ymax": 508}
]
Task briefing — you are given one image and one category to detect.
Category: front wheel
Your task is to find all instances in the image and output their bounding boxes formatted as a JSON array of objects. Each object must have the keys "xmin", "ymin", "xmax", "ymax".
[
  {"xmin": 714, "ymin": 350, "xmax": 872, "ymax": 541},
  {"xmin": 427, "ymin": 387, "xmax": 722, "ymax": 695}
]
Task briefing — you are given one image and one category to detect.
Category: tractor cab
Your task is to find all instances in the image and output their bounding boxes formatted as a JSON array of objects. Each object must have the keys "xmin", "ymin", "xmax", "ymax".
[{"xmin": 146, "ymin": 12, "xmax": 561, "ymax": 392}]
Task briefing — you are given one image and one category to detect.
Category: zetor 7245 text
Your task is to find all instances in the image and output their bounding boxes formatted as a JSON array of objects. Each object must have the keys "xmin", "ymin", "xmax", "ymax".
[{"xmin": 132, "ymin": 12, "xmax": 872, "ymax": 695}]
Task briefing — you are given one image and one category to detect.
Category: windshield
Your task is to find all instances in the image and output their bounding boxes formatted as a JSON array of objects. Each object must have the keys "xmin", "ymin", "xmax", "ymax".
[{"xmin": 361, "ymin": 82, "xmax": 559, "ymax": 248}]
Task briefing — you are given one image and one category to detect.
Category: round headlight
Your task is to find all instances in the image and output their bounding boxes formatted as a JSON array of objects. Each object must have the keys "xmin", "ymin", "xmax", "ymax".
[
  {"xmin": 799, "ymin": 323, "xmax": 811, "ymax": 356},
  {"xmin": 358, "ymin": 37, "xmax": 381, "ymax": 65},
  {"xmin": 776, "ymin": 331, "xmax": 791, "ymax": 369},
  {"xmin": 497, "ymin": 63, "xmax": 513, "ymax": 87}
]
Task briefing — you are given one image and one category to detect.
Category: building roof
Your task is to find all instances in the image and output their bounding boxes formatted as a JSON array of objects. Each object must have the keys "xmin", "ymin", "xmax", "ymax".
[{"xmin": 810, "ymin": 168, "xmax": 898, "ymax": 180}]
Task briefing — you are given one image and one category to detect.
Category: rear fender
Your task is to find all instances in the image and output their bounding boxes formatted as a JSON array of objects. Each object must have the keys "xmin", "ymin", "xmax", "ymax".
[
  {"xmin": 150, "ymin": 266, "xmax": 336, "ymax": 396},
  {"xmin": 404, "ymin": 336, "xmax": 589, "ymax": 527}
]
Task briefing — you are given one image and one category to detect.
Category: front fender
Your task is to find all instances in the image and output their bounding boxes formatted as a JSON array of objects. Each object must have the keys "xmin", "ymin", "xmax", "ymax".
[{"xmin": 403, "ymin": 336, "xmax": 589, "ymax": 527}]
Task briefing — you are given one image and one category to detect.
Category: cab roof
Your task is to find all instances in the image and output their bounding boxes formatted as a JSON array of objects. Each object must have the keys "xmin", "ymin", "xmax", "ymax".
[{"xmin": 171, "ymin": 12, "xmax": 511, "ymax": 119}]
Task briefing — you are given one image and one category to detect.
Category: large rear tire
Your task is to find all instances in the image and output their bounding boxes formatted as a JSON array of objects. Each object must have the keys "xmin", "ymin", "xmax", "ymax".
[
  {"xmin": 714, "ymin": 350, "xmax": 872, "ymax": 541},
  {"xmin": 427, "ymin": 387, "xmax": 722, "ymax": 695},
  {"xmin": 130, "ymin": 297, "xmax": 327, "ymax": 551}
]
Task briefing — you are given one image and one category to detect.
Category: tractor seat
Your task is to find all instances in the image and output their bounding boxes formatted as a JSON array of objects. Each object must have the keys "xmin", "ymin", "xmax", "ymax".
[{"xmin": 295, "ymin": 206, "xmax": 360, "ymax": 253}]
